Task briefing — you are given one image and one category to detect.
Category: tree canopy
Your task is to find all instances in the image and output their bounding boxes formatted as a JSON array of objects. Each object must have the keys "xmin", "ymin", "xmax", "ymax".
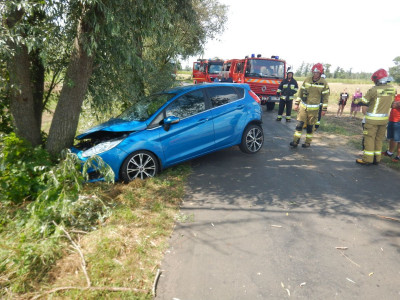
[{"xmin": 0, "ymin": 0, "xmax": 227, "ymax": 155}]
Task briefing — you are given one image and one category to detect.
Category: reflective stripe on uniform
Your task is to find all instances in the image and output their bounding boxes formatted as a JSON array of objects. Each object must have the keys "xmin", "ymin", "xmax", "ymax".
[
  {"xmin": 375, "ymin": 151, "xmax": 382, "ymax": 156},
  {"xmin": 366, "ymin": 112, "xmax": 388, "ymax": 117},
  {"xmin": 300, "ymin": 101, "xmax": 320, "ymax": 110},
  {"xmin": 359, "ymin": 96, "xmax": 369, "ymax": 104},
  {"xmin": 365, "ymin": 114, "xmax": 389, "ymax": 121},
  {"xmin": 363, "ymin": 150, "xmax": 374, "ymax": 156},
  {"xmin": 315, "ymin": 121, "xmax": 320, "ymax": 125},
  {"xmin": 322, "ymin": 89, "xmax": 329, "ymax": 94},
  {"xmin": 294, "ymin": 131, "xmax": 302, "ymax": 137},
  {"xmin": 305, "ymin": 83, "xmax": 324, "ymax": 88},
  {"xmin": 306, "ymin": 134, "xmax": 313, "ymax": 138}
]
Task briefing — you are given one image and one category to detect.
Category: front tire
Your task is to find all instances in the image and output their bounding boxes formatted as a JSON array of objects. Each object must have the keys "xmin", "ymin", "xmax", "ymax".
[
  {"xmin": 239, "ymin": 124, "xmax": 264, "ymax": 154},
  {"xmin": 120, "ymin": 151, "xmax": 159, "ymax": 182}
]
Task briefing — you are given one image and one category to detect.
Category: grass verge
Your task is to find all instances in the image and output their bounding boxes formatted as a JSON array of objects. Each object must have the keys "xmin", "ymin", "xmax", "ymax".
[{"xmin": 1, "ymin": 164, "xmax": 191, "ymax": 299}]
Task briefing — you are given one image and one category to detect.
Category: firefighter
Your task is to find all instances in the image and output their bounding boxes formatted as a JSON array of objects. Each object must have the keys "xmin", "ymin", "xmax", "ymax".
[
  {"xmin": 276, "ymin": 67, "xmax": 298, "ymax": 122},
  {"xmin": 314, "ymin": 73, "xmax": 326, "ymax": 131},
  {"xmin": 354, "ymin": 69, "xmax": 396, "ymax": 165},
  {"xmin": 290, "ymin": 63, "xmax": 330, "ymax": 148}
]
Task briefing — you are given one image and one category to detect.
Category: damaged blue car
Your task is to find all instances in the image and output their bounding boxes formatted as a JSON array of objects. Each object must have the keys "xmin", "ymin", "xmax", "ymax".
[{"xmin": 71, "ymin": 83, "xmax": 264, "ymax": 182}]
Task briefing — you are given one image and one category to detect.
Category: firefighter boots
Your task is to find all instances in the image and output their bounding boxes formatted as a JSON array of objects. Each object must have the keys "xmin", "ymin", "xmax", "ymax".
[
  {"xmin": 276, "ymin": 116, "xmax": 282, "ymax": 121},
  {"xmin": 302, "ymin": 143, "xmax": 311, "ymax": 148},
  {"xmin": 289, "ymin": 141, "xmax": 298, "ymax": 148},
  {"xmin": 356, "ymin": 158, "xmax": 372, "ymax": 166}
]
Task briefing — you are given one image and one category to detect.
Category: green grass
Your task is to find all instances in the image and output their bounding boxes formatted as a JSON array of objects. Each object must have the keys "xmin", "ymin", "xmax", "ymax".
[{"xmin": 1, "ymin": 163, "xmax": 191, "ymax": 299}]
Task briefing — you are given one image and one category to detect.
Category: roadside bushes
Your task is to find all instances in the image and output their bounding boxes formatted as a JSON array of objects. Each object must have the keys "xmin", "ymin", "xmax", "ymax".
[{"xmin": 0, "ymin": 133, "xmax": 113, "ymax": 294}]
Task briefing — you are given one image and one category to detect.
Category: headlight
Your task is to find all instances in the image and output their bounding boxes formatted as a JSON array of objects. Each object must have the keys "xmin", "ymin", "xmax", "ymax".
[{"xmin": 82, "ymin": 138, "xmax": 123, "ymax": 158}]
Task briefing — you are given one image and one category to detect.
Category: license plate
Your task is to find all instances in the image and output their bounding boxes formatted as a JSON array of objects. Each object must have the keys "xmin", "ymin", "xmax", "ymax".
[{"xmin": 270, "ymin": 96, "xmax": 279, "ymax": 101}]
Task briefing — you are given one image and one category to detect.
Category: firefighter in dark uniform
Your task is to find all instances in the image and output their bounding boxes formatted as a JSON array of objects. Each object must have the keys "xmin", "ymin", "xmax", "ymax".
[
  {"xmin": 276, "ymin": 67, "xmax": 298, "ymax": 122},
  {"xmin": 290, "ymin": 63, "xmax": 330, "ymax": 148},
  {"xmin": 354, "ymin": 69, "xmax": 396, "ymax": 165}
]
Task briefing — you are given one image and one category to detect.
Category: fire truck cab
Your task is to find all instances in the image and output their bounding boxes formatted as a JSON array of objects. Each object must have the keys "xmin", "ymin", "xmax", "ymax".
[
  {"xmin": 192, "ymin": 59, "xmax": 224, "ymax": 84},
  {"xmin": 223, "ymin": 55, "xmax": 286, "ymax": 110}
]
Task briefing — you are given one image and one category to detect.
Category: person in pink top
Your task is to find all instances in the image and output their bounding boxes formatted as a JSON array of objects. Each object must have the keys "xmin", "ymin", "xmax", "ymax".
[
  {"xmin": 382, "ymin": 94, "xmax": 400, "ymax": 162},
  {"xmin": 350, "ymin": 88, "xmax": 362, "ymax": 118}
]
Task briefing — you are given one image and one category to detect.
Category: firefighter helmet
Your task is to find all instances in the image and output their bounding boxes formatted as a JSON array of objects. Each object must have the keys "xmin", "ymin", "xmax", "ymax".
[
  {"xmin": 311, "ymin": 63, "xmax": 324, "ymax": 73},
  {"xmin": 287, "ymin": 66, "xmax": 294, "ymax": 74},
  {"xmin": 371, "ymin": 68, "xmax": 389, "ymax": 83}
]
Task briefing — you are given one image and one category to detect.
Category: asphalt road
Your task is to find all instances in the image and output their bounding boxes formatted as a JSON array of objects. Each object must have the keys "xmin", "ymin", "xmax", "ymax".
[{"xmin": 155, "ymin": 109, "xmax": 400, "ymax": 300}]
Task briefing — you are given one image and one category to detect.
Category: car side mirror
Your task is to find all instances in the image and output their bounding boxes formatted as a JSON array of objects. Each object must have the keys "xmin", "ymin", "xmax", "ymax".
[{"xmin": 163, "ymin": 115, "xmax": 180, "ymax": 131}]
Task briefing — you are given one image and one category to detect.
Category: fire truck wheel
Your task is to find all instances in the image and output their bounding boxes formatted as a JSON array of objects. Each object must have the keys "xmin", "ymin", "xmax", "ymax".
[
  {"xmin": 266, "ymin": 102, "xmax": 275, "ymax": 111},
  {"xmin": 239, "ymin": 124, "xmax": 264, "ymax": 154}
]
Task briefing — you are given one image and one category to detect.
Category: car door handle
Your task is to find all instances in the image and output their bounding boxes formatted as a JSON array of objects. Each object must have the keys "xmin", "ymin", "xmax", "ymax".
[
  {"xmin": 236, "ymin": 105, "xmax": 245, "ymax": 110},
  {"xmin": 198, "ymin": 118, "xmax": 209, "ymax": 123}
]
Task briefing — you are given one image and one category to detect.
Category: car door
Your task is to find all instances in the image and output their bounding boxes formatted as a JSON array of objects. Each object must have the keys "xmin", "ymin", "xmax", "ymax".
[
  {"xmin": 159, "ymin": 89, "xmax": 215, "ymax": 166},
  {"xmin": 206, "ymin": 86, "xmax": 247, "ymax": 148}
]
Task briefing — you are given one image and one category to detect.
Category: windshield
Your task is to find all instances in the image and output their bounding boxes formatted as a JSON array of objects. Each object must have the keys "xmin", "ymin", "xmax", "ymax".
[
  {"xmin": 245, "ymin": 59, "xmax": 285, "ymax": 79},
  {"xmin": 208, "ymin": 63, "xmax": 223, "ymax": 74},
  {"xmin": 118, "ymin": 93, "xmax": 175, "ymax": 122}
]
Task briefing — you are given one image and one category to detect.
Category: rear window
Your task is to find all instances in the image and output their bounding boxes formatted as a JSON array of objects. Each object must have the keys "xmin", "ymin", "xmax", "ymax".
[{"xmin": 207, "ymin": 86, "xmax": 241, "ymax": 108}]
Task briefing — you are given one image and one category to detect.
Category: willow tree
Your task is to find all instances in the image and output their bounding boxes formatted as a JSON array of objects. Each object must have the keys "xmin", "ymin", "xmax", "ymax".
[{"xmin": 0, "ymin": 0, "xmax": 227, "ymax": 156}]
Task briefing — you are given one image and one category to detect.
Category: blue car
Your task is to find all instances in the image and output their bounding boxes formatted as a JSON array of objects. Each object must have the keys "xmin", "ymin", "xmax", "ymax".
[{"xmin": 72, "ymin": 83, "xmax": 264, "ymax": 182}]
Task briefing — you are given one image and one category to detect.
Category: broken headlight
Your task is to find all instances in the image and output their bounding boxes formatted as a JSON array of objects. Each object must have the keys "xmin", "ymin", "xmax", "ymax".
[{"xmin": 81, "ymin": 138, "xmax": 124, "ymax": 158}]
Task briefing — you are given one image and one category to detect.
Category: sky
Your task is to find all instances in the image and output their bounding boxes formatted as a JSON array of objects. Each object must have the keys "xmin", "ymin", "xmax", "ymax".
[{"xmin": 183, "ymin": 0, "xmax": 400, "ymax": 74}]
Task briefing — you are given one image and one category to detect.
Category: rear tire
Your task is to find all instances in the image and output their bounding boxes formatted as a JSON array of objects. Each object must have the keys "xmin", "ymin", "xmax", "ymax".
[
  {"xmin": 266, "ymin": 102, "xmax": 275, "ymax": 111},
  {"xmin": 239, "ymin": 124, "xmax": 264, "ymax": 154},
  {"xmin": 120, "ymin": 151, "xmax": 159, "ymax": 182}
]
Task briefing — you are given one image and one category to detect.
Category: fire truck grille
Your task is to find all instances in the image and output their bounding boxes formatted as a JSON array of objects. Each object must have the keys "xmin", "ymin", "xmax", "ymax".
[{"xmin": 247, "ymin": 82, "xmax": 277, "ymax": 96}]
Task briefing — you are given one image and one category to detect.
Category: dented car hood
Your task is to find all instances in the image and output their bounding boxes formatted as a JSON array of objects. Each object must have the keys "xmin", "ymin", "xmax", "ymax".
[{"xmin": 76, "ymin": 118, "xmax": 147, "ymax": 140}]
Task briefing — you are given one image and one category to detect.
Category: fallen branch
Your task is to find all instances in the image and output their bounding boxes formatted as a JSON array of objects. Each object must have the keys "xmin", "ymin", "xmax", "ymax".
[
  {"xmin": 339, "ymin": 251, "xmax": 360, "ymax": 268},
  {"xmin": 152, "ymin": 269, "xmax": 161, "ymax": 297},
  {"xmin": 53, "ymin": 221, "xmax": 91, "ymax": 287},
  {"xmin": 31, "ymin": 286, "xmax": 143, "ymax": 300},
  {"xmin": 36, "ymin": 222, "xmax": 144, "ymax": 300},
  {"xmin": 371, "ymin": 214, "xmax": 400, "ymax": 222}
]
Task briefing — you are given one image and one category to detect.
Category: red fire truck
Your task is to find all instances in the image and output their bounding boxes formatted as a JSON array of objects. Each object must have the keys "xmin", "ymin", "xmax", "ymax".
[
  {"xmin": 192, "ymin": 58, "xmax": 224, "ymax": 84},
  {"xmin": 222, "ymin": 54, "xmax": 286, "ymax": 110}
]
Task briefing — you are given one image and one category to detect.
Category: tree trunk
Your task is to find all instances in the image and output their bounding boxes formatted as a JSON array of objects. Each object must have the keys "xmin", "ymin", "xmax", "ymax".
[
  {"xmin": 30, "ymin": 49, "xmax": 45, "ymax": 131},
  {"xmin": 8, "ymin": 44, "xmax": 42, "ymax": 146},
  {"xmin": 46, "ymin": 20, "xmax": 94, "ymax": 156}
]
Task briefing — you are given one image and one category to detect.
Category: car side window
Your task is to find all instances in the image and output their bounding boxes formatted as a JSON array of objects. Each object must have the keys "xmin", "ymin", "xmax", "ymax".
[
  {"xmin": 235, "ymin": 87, "xmax": 244, "ymax": 99},
  {"xmin": 165, "ymin": 90, "xmax": 206, "ymax": 119},
  {"xmin": 207, "ymin": 87, "xmax": 240, "ymax": 108}
]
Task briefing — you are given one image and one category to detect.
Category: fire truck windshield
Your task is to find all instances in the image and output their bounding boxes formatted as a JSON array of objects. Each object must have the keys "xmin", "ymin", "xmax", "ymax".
[
  {"xmin": 245, "ymin": 59, "xmax": 285, "ymax": 79},
  {"xmin": 208, "ymin": 63, "xmax": 223, "ymax": 74}
]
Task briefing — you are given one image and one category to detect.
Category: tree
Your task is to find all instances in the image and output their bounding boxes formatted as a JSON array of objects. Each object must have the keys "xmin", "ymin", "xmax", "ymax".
[
  {"xmin": 1, "ymin": 0, "xmax": 227, "ymax": 156},
  {"xmin": 389, "ymin": 56, "xmax": 400, "ymax": 84},
  {"xmin": 323, "ymin": 63, "xmax": 331, "ymax": 78},
  {"xmin": 295, "ymin": 61, "xmax": 304, "ymax": 77}
]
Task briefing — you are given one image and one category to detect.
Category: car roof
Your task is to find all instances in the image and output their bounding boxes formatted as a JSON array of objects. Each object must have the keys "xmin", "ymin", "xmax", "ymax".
[{"xmin": 165, "ymin": 83, "xmax": 249, "ymax": 95}]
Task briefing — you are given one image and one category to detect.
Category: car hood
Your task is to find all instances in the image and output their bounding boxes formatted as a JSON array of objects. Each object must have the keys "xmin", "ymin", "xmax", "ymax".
[{"xmin": 76, "ymin": 118, "xmax": 147, "ymax": 140}]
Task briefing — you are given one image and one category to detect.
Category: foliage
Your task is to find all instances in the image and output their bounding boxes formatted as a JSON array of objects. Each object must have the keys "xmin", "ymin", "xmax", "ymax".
[
  {"xmin": 0, "ymin": 133, "xmax": 114, "ymax": 294},
  {"xmin": 295, "ymin": 61, "xmax": 372, "ymax": 80},
  {"xmin": 0, "ymin": 132, "xmax": 53, "ymax": 204},
  {"xmin": 0, "ymin": 0, "xmax": 227, "ymax": 154},
  {"xmin": 0, "ymin": 61, "xmax": 12, "ymax": 134},
  {"xmin": 389, "ymin": 56, "xmax": 400, "ymax": 84}
]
